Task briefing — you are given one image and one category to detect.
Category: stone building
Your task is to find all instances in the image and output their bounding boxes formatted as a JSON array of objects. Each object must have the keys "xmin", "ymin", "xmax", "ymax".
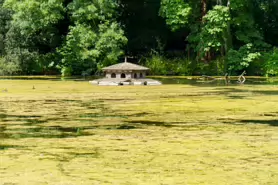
[
  {"xmin": 89, "ymin": 58, "xmax": 161, "ymax": 86},
  {"xmin": 102, "ymin": 60, "xmax": 149, "ymax": 80}
]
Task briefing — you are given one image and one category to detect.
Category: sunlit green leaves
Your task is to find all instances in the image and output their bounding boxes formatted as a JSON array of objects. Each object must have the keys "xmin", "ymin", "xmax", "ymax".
[
  {"xmin": 160, "ymin": 0, "xmax": 191, "ymax": 31},
  {"xmin": 59, "ymin": 0, "xmax": 127, "ymax": 75},
  {"xmin": 4, "ymin": 0, "xmax": 65, "ymax": 34},
  {"xmin": 228, "ymin": 43, "xmax": 261, "ymax": 72},
  {"xmin": 191, "ymin": 5, "xmax": 230, "ymax": 56},
  {"xmin": 68, "ymin": 0, "xmax": 117, "ymax": 23},
  {"xmin": 264, "ymin": 48, "xmax": 278, "ymax": 76},
  {"xmin": 0, "ymin": 0, "xmax": 11, "ymax": 55}
]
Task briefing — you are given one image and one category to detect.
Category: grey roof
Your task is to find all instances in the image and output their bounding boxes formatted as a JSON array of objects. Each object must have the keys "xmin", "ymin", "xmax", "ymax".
[{"xmin": 102, "ymin": 62, "xmax": 149, "ymax": 71}]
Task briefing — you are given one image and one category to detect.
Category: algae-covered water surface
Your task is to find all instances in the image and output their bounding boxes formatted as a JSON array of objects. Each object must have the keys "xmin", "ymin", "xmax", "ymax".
[{"xmin": 0, "ymin": 77, "xmax": 278, "ymax": 185}]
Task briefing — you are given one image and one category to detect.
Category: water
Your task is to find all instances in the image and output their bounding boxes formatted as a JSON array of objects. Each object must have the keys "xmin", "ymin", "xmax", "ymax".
[
  {"xmin": 1, "ymin": 76, "xmax": 277, "ymax": 86},
  {"xmin": 149, "ymin": 77, "xmax": 278, "ymax": 86}
]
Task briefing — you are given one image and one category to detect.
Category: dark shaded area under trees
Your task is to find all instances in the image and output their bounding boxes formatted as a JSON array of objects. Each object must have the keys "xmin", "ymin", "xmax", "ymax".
[{"xmin": 0, "ymin": 0, "xmax": 277, "ymax": 76}]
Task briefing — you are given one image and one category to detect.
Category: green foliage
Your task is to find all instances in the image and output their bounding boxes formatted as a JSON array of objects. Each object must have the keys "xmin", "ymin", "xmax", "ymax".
[
  {"xmin": 61, "ymin": 66, "xmax": 72, "ymax": 77},
  {"xmin": 171, "ymin": 58, "xmax": 192, "ymax": 75},
  {"xmin": 59, "ymin": 21, "xmax": 127, "ymax": 75},
  {"xmin": 0, "ymin": 56, "xmax": 19, "ymax": 75},
  {"xmin": 227, "ymin": 43, "xmax": 261, "ymax": 72},
  {"xmin": 231, "ymin": 0, "xmax": 264, "ymax": 46},
  {"xmin": 59, "ymin": 0, "xmax": 127, "ymax": 75},
  {"xmin": 68, "ymin": 0, "xmax": 117, "ymax": 24},
  {"xmin": 195, "ymin": 6, "xmax": 231, "ymax": 56},
  {"xmin": 160, "ymin": 0, "xmax": 191, "ymax": 31},
  {"xmin": 264, "ymin": 48, "xmax": 278, "ymax": 76},
  {"xmin": 145, "ymin": 54, "xmax": 168, "ymax": 75},
  {"xmin": 145, "ymin": 54, "xmax": 192, "ymax": 75},
  {"xmin": 0, "ymin": 0, "xmax": 11, "ymax": 56},
  {"xmin": 2, "ymin": 0, "xmax": 65, "ymax": 74},
  {"xmin": 193, "ymin": 57, "xmax": 225, "ymax": 76},
  {"xmin": 4, "ymin": 0, "xmax": 65, "ymax": 34}
]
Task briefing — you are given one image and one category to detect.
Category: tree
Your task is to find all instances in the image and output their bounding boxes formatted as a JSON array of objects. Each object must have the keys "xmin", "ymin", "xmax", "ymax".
[
  {"xmin": 0, "ymin": 0, "xmax": 11, "ymax": 56},
  {"xmin": 59, "ymin": 0, "xmax": 127, "ymax": 76},
  {"xmin": 3, "ymin": 0, "xmax": 65, "ymax": 74}
]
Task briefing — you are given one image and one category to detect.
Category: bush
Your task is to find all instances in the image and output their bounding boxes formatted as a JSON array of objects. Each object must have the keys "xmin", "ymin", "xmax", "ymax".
[
  {"xmin": 61, "ymin": 66, "xmax": 73, "ymax": 77},
  {"xmin": 227, "ymin": 44, "xmax": 261, "ymax": 74},
  {"xmin": 264, "ymin": 48, "xmax": 278, "ymax": 76},
  {"xmin": 169, "ymin": 57, "xmax": 193, "ymax": 75},
  {"xmin": 0, "ymin": 57, "xmax": 20, "ymax": 75},
  {"xmin": 193, "ymin": 57, "xmax": 225, "ymax": 76},
  {"xmin": 145, "ymin": 54, "xmax": 168, "ymax": 75},
  {"xmin": 145, "ymin": 54, "xmax": 193, "ymax": 76}
]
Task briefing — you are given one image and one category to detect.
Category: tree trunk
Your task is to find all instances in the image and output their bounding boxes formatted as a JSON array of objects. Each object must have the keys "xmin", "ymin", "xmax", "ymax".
[
  {"xmin": 200, "ymin": 0, "xmax": 208, "ymax": 61},
  {"xmin": 201, "ymin": 0, "xmax": 207, "ymax": 23},
  {"xmin": 217, "ymin": 0, "xmax": 222, "ymax": 5},
  {"xmin": 223, "ymin": 0, "xmax": 232, "ymax": 72}
]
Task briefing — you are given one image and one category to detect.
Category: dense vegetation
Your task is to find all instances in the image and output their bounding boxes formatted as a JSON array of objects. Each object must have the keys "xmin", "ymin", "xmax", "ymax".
[{"xmin": 0, "ymin": 0, "xmax": 277, "ymax": 76}]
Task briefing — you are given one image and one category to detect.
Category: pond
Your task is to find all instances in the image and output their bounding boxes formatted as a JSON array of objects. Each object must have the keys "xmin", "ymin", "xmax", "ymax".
[
  {"xmin": 150, "ymin": 76, "xmax": 278, "ymax": 86},
  {"xmin": 1, "ymin": 75, "xmax": 278, "ymax": 86},
  {"xmin": 0, "ymin": 77, "xmax": 278, "ymax": 184}
]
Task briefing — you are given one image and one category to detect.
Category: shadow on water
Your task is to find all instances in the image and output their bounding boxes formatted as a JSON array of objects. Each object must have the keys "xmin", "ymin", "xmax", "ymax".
[
  {"xmin": 125, "ymin": 120, "xmax": 175, "ymax": 127},
  {"xmin": 0, "ymin": 105, "xmax": 145, "ymax": 140},
  {"xmin": 160, "ymin": 87, "xmax": 250, "ymax": 99},
  {"xmin": 0, "ymin": 126, "xmax": 92, "ymax": 139},
  {"xmin": 116, "ymin": 125, "xmax": 137, "ymax": 129},
  {"xmin": 79, "ymin": 113, "xmax": 128, "ymax": 119},
  {"xmin": 218, "ymin": 117, "xmax": 278, "ymax": 127},
  {"xmin": 239, "ymin": 119, "xmax": 278, "ymax": 126},
  {"xmin": 0, "ymin": 118, "xmax": 142, "ymax": 139},
  {"xmin": 226, "ymin": 95, "xmax": 245, "ymax": 99},
  {"xmin": 0, "ymin": 114, "xmax": 47, "ymax": 125},
  {"xmin": 0, "ymin": 124, "xmax": 143, "ymax": 139},
  {"xmin": 252, "ymin": 90, "xmax": 278, "ymax": 95},
  {"xmin": 0, "ymin": 114, "xmax": 41, "ymax": 119},
  {"xmin": 129, "ymin": 112, "xmax": 152, "ymax": 117},
  {"xmin": 0, "ymin": 144, "xmax": 23, "ymax": 150}
]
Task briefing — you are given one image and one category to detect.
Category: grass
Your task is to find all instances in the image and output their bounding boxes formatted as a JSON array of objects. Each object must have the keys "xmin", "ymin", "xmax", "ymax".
[{"xmin": 0, "ymin": 79, "xmax": 278, "ymax": 185}]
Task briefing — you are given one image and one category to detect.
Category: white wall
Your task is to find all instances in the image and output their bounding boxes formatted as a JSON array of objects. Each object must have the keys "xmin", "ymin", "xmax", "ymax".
[{"xmin": 106, "ymin": 71, "xmax": 146, "ymax": 79}]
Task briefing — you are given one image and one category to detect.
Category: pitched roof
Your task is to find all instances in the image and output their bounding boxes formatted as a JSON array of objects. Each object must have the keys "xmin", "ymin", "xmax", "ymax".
[{"xmin": 102, "ymin": 62, "xmax": 149, "ymax": 71}]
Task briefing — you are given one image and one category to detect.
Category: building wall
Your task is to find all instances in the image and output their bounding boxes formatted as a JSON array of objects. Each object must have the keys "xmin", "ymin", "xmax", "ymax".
[
  {"xmin": 126, "ymin": 73, "xmax": 132, "ymax": 79},
  {"xmin": 116, "ymin": 73, "xmax": 121, "ymax": 79},
  {"xmin": 132, "ymin": 72, "xmax": 146, "ymax": 78},
  {"xmin": 106, "ymin": 71, "xmax": 146, "ymax": 79}
]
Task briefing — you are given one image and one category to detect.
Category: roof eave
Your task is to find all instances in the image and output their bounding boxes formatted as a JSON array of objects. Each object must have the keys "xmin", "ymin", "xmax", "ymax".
[{"xmin": 102, "ymin": 68, "xmax": 149, "ymax": 71}]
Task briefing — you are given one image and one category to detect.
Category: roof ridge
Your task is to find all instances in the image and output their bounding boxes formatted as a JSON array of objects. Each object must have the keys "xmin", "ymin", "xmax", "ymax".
[{"xmin": 102, "ymin": 62, "xmax": 149, "ymax": 71}]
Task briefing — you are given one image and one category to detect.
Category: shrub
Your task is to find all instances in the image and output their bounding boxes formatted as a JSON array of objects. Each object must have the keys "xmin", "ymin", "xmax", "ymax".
[
  {"xmin": 61, "ymin": 66, "xmax": 73, "ymax": 77},
  {"xmin": 193, "ymin": 57, "xmax": 225, "ymax": 76},
  {"xmin": 264, "ymin": 48, "xmax": 278, "ymax": 76},
  {"xmin": 0, "ymin": 57, "xmax": 20, "ymax": 75},
  {"xmin": 145, "ymin": 54, "xmax": 193, "ymax": 76},
  {"xmin": 145, "ymin": 54, "xmax": 168, "ymax": 75}
]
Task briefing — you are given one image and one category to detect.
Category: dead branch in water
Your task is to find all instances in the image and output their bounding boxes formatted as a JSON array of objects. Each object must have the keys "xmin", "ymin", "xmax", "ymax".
[
  {"xmin": 225, "ymin": 73, "xmax": 230, "ymax": 85},
  {"xmin": 238, "ymin": 71, "xmax": 246, "ymax": 84}
]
